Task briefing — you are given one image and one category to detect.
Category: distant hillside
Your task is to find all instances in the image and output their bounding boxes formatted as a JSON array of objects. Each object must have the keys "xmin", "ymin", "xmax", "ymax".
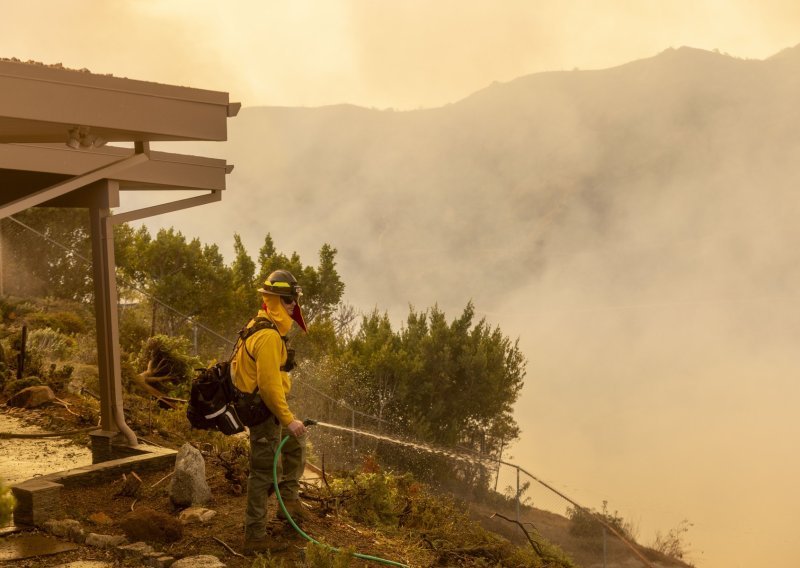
[{"xmin": 167, "ymin": 44, "xmax": 800, "ymax": 320}]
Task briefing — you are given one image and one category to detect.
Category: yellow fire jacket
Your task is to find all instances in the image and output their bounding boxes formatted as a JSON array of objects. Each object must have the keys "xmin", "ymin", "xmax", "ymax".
[{"xmin": 230, "ymin": 297, "xmax": 295, "ymax": 426}]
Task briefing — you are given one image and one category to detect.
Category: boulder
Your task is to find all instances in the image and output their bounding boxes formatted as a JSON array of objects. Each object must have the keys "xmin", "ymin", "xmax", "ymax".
[
  {"xmin": 43, "ymin": 518, "xmax": 85, "ymax": 543},
  {"xmin": 7, "ymin": 385, "xmax": 55, "ymax": 408},
  {"xmin": 169, "ymin": 443, "xmax": 211, "ymax": 507}
]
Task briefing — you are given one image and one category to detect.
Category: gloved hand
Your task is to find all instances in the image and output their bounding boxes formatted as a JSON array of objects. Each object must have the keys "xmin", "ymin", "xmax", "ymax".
[{"xmin": 286, "ymin": 419, "xmax": 306, "ymax": 437}]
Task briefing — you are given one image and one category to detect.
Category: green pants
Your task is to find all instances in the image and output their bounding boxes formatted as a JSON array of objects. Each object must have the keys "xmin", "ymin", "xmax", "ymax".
[{"xmin": 244, "ymin": 417, "xmax": 306, "ymax": 539}]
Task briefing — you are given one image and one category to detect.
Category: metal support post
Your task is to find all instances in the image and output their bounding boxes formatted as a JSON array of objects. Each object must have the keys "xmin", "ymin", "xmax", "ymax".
[
  {"xmin": 516, "ymin": 466, "xmax": 521, "ymax": 523},
  {"xmin": 89, "ymin": 180, "xmax": 137, "ymax": 448}
]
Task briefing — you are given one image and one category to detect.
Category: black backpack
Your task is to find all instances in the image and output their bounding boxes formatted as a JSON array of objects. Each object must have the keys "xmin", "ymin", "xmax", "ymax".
[{"xmin": 186, "ymin": 318, "xmax": 287, "ymax": 435}]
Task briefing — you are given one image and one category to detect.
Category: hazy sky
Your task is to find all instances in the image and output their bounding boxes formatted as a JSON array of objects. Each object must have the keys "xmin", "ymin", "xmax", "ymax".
[
  {"xmin": 4, "ymin": 3, "xmax": 800, "ymax": 567},
  {"xmin": 3, "ymin": 0, "xmax": 799, "ymax": 110}
]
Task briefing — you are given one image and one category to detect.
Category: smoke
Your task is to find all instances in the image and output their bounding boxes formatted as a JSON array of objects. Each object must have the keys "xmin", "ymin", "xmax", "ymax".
[
  {"xmin": 493, "ymin": 52, "xmax": 800, "ymax": 565},
  {"xmin": 133, "ymin": 46, "xmax": 800, "ymax": 566}
]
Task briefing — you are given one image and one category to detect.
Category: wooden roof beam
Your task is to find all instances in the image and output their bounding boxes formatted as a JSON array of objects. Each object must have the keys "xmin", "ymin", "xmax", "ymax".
[{"xmin": 0, "ymin": 150, "xmax": 148, "ymax": 218}]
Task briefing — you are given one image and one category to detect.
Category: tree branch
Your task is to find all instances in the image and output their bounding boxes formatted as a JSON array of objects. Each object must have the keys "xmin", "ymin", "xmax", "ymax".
[{"xmin": 490, "ymin": 512, "xmax": 543, "ymax": 557}]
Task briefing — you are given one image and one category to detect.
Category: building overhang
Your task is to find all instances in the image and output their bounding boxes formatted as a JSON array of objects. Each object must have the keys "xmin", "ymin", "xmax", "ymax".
[
  {"xmin": 0, "ymin": 58, "xmax": 240, "ymax": 448},
  {"xmin": 0, "ymin": 59, "xmax": 239, "ymax": 216},
  {"xmin": 0, "ymin": 59, "xmax": 240, "ymax": 144},
  {"xmin": 0, "ymin": 143, "xmax": 230, "ymax": 208}
]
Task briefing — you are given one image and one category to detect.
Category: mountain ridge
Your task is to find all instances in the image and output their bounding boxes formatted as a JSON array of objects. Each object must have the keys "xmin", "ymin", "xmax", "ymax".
[{"xmin": 165, "ymin": 43, "xmax": 800, "ymax": 320}]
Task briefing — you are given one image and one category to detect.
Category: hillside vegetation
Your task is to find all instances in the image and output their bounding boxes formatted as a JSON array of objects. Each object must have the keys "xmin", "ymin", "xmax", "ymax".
[{"xmin": 0, "ymin": 258, "xmax": 689, "ymax": 566}]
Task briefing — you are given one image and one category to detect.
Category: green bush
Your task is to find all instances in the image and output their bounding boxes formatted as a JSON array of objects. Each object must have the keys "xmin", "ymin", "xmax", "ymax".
[
  {"xmin": 26, "ymin": 327, "xmax": 76, "ymax": 361},
  {"xmin": 0, "ymin": 298, "xmax": 34, "ymax": 323},
  {"xmin": 132, "ymin": 335, "xmax": 200, "ymax": 398},
  {"xmin": 567, "ymin": 501, "xmax": 635, "ymax": 541},
  {"xmin": 304, "ymin": 542, "xmax": 355, "ymax": 568},
  {"xmin": 119, "ymin": 306, "xmax": 151, "ymax": 356},
  {"xmin": 328, "ymin": 471, "xmax": 412, "ymax": 527},
  {"xmin": 3, "ymin": 376, "xmax": 43, "ymax": 395},
  {"xmin": 46, "ymin": 363, "xmax": 74, "ymax": 392},
  {"xmin": 250, "ymin": 554, "xmax": 287, "ymax": 568},
  {"xmin": 0, "ymin": 480, "xmax": 15, "ymax": 525},
  {"xmin": 26, "ymin": 310, "xmax": 89, "ymax": 335},
  {"xmin": 72, "ymin": 333, "xmax": 98, "ymax": 365}
]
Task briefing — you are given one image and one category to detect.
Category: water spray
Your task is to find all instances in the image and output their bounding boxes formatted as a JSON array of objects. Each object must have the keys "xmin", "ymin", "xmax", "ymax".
[{"xmin": 273, "ymin": 418, "xmax": 409, "ymax": 568}]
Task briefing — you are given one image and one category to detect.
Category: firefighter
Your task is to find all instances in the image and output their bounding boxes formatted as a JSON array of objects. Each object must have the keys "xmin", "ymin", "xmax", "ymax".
[{"xmin": 231, "ymin": 269, "xmax": 308, "ymax": 555}]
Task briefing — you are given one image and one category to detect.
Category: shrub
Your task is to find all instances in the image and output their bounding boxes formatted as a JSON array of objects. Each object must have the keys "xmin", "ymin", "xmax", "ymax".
[
  {"xmin": 46, "ymin": 363, "xmax": 74, "ymax": 392},
  {"xmin": 0, "ymin": 298, "xmax": 34, "ymax": 323},
  {"xmin": 26, "ymin": 310, "xmax": 89, "ymax": 335},
  {"xmin": 328, "ymin": 471, "xmax": 413, "ymax": 526},
  {"xmin": 567, "ymin": 501, "xmax": 635, "ymax": 541},
  {"xmin": 132, "ymin": 335, "xmax": 200, "ymax": 398},
  {"xmin": 119, "ymin": 306, "xmax": 151, "ymax": 356},
  {"xmin": 0, "ymin": 480, "xmax": 14, "ymax": 525},
  {"xmin": 250, "ymin": 554, "xmax": 287, "ymax": 568},
  {"xmin": 26, "ymin": 327, "xmax": 76, "ymax": 361},
  {"xmin": 651, "ymin": 519, "xmax": 692, "ymax": 561},
  {"xmin": 304, "ymin": 542, "xmax": 356, "ymax": 568},
  {"xmin": 4, "ymin": 376, "xmax": 43, "ymax": 395}
]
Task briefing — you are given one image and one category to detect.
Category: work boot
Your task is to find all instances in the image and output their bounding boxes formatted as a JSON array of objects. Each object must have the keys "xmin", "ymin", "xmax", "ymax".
[
  {"xmin": 277, "ymin": 499, "xmax": 308, "ymax": 523},
  {"xmin": 242, "ymin": 536, "xmax": 288, "ymax": 556}
]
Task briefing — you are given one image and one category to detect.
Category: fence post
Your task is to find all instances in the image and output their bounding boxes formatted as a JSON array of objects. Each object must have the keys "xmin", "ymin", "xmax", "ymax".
[
  {"xmin": 351, "ymin": 408, "xmax": 356, "ymax": 454},
  {"xmin": 494, "ymin": 439, "xmax": 505, "ymax": 492},
  {"xmin": 515, "ymin": 466, "xmax": 520, "ymax": 523}
]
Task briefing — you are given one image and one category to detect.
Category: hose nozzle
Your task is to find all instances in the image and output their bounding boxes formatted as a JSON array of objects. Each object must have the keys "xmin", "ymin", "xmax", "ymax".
[{"xmin": 303, "ymin": 418, "xmax": 318, "ymax": 427}]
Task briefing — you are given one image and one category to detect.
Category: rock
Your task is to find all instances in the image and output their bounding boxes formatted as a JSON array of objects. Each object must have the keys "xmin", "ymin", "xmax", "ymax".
[
  {"xmin": 119, "ymin": 507, "xmax": 183, "ymax": 544},
  {"xmin": 178, "ymin": 506, "xmax": 216, "ymax": 525},
  {"xmin": 7, "ymin": 385, "xmax": 55, "ymax": 408},
  {"xmin": 142, "ymin": 552, "xmax": 172, "ymax": 567},
  {"xmin": 85, "ymin": 533, "xmax": 127, "ymax": 548},
  {"xmin": 44, "ymin": 518, "xmax": 85, "ymax": 543},
  {"xmin": 147, "ymin": 554, "xmax": 176, "ymax": 568},
  {"xmin": 170, "ymin": 555, "xmax": 225, "ymax": 568},
  {"xmin": 169, "ymin": 443, "xmax": 211, "ymax": 507},
  {"xmin": 117, "ymin": 541, "xmax": 155, "ymax": 557},
  {"xmin": 88, "ymin": 511, "xmax": 113, "ymax": 526}
]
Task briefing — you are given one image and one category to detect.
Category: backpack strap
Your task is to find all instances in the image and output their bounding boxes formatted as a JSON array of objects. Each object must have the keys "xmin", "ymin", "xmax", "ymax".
[{"xmin": 240, "ymin": 317, "xmax": 283, "ymax": 361}]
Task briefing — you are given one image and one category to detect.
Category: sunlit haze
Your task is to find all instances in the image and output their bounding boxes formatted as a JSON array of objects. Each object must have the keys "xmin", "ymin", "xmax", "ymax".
[{"xmin": 4, "ymin": 2, "xmax": 800, "ymax": 567}]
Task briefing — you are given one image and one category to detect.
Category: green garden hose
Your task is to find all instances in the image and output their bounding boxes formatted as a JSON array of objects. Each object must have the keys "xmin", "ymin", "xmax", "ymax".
[{"xmin": 273, "ymin": 427, "xmax": 409, "ymax": 567}]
